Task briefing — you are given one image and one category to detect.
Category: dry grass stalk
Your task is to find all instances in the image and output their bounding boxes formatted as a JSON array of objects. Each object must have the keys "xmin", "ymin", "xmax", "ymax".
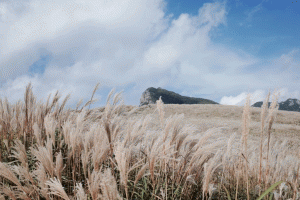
[
  {"xmin": 55, "ymin": 151, "xmax": 64, "ymax": 183},
  {"xmin": 0, "ymin": 185, "xmax": 18, "ymax": 200},
  {"xmin": 185, "ymin": 128, "xmax": 222, "ymax": 178},
  {"xmin": 0, "ymin": 162, "xmax": 23, "ymax": 188},
  {"xmin": 156, "ymin": 96, "xmax": 165, "ymax": 128},
  {"xmin": 0, "ymin": 194, "xmax": 5, "ymax": 200},
  {"xmin": 31, "ymin": 139, "xmax": 55, "ymax": 177},
  {"xmin": 114, "ymin": 143, "xmax": 142, "ymax": 199},
  {"xmin": 87, "ymin": 170, "xmax": 102, "ymax": 200},
  {"xmin": 34, "ymin": 163, "xmax": 50, "ymax": 200},
  {"xmin": 235, "ymin": 163, "xmax": 240, "ymax": 200},
  {"xmin": 80, "ymin": 129, "xmax": 93, "ymax": 179},
  {"xmin": 33, "ymin": 122, "xmax": 42, "ymax": 147},
  {"xmin": 75, "ymin": 183, "xmax": 87, "ymax": 200},
  {"xmin": 134, "ymin": 163, "xmax": 149, "ymax": 185},
  {"xmin": 92, "ymin": 137, "xmax": 109, "ymax": 172},
  {"xmin": 265, "ymin": 91, "xmax": 280, "ymax": 190},
  {"xmin": 258, "ymin": 90, "xmax": 270, "ymax": 190},
  {"xmin": 10, "ymin": 139, "xmax": 28, "ymax": 168},
  {"xmin": 99, "ymin": 90, "xmax": 126, "ymax": 175},
  {"xmin": 99, "ymin": 168, "xmax": 122, "ymax": 200},
  {"xmin": 0, "ymin": 162, "xmax": 35, "ymax": 198},
  {"xmin": 147, "ymin": 138, "xmax": 161, "ymax": 188},
  {"xmin": 44, "ymin": 114, "xmax": 58, "ymax": 146},
  {"xmin": 241, "ymin": 93, "xmax": 251, "ymax": 200},
  {"xmin": 0, "ymin": 82, "xmax": 299, "ymax": 199},
  {"xmin": 202, "ymin": 150, "xmax": 222, "ymax": 200},
  {"xmin": 45, "ymin": 177, "xmax": 70, "ymax": 200}
]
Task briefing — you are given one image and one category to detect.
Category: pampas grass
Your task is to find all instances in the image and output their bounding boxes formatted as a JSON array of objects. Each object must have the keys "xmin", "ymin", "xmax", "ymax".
[
  {"xmin": 75, "ymin": 182, "xmax": 87, "ymax": 200},
  {"xmin": 241, "ymin": 93, "xmax": 251, "ymax": 200},
  {"xmin": 0, "ymin": 82, "xmax": 298, "ymax": 199},
  {"xmin": 45, "ymin": 177, "xmax": 70, "ymax": 200}
]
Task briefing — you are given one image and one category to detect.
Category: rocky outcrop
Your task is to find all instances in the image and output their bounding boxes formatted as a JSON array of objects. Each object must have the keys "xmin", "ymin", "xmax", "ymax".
[
  {"xmin": 139, "ymin": 87, "xmax": 219, "ymax": 107},
  {"xmin": 139, "ymin": 88, "xmax": 158, "ymax": 107},
  {"xmin": 279, "ymin": 98, "xmax": 300, "ymax": 112},
  {"xmin": 252, "ymin": 101, "xmax": 271, "ymax": 108},
  {"xmin": 251, "ymin": 98, "xmax": 300, "ymax": 112}
]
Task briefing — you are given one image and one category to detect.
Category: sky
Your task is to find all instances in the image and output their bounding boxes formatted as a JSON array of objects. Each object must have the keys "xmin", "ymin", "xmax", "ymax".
[{"xmin": 0, "ymin": 0, "xmax": 299, "ymax": 110}]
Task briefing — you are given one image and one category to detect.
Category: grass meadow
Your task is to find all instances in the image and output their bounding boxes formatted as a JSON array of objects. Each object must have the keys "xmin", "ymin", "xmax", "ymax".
[{"xmin": 0, "ymin": 82, "xmax": 299, "ymax": 200}]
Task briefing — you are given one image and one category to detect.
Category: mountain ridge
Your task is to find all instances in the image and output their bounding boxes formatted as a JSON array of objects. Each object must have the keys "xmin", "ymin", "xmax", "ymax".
[
  {"xmin": 252, "ymin": 98, "xmax": 300, "ymax": 112},
  {"xmin": 139, "ymin": 87, "xmax": 219, "ymax": 107}
]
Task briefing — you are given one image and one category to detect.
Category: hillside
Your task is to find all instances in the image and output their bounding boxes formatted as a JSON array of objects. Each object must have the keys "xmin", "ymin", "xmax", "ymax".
[{"xmin": 85, "ymin": 103, "xmax": 300, "ymax": 147}]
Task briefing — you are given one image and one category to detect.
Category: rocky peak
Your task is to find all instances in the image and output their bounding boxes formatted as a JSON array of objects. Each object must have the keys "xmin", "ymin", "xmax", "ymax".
[
  {"xmin": 279, "ymin": 98, "xmax": 300, "ymax": 112},
  {"xmin": 251, "ymin": 98, "xmax": 300, "ymax": 112},
  {"xmin": 139, "ymin": 87, "xmax": 218, "ymax": 107},
  {"xmin": 139, "ymin": 87, "xmax": 158, "ymax": 107}
]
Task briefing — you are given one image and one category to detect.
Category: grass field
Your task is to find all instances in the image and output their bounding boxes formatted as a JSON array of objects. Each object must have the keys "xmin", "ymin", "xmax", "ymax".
[{"xmin": 0, "ymin": 82, "xmax": 299, "ymax": 200}]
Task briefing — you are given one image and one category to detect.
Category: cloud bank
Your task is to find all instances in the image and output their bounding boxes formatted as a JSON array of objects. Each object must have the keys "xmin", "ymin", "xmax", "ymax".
[{"xmin": 0, "ymin": 0, "xmax": 299, "ymax": 109}]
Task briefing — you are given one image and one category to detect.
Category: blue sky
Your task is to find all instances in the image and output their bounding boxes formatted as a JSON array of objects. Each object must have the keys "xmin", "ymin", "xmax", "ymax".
[{"xmin": 0, "ymin": 0, "xmax": 299, "ymax": 110}]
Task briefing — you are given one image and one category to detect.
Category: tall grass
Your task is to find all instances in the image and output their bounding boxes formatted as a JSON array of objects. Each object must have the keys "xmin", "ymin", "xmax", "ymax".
[{"xmin": 0, "ymin": 82, "xmax": 298, "ymax": 199}]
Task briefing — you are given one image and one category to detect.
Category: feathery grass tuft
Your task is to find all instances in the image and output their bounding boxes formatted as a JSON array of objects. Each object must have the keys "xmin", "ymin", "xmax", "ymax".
[{"xmin": 0, "ymin": 83, "xmax": 297, "ymax": 199}]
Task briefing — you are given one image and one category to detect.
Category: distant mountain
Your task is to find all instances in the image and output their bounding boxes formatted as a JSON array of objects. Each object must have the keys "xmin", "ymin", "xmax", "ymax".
[
  {"xmin": 251, "ymin": 98, "xmax": 300, "ymax": 112},
  {"xmin": 252, "ymin": 102, "xmax": 271, "ymax": 108},
  {"xmin": 139, "ymin": 87, "xmax": 218, "ymax": 107}
]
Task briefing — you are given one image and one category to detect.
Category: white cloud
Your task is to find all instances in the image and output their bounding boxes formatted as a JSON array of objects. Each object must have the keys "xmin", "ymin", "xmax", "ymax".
[
  {"xmin": 276, "ymin": 88, "xmax": 300, "ymax": 102},
  {"xmin": 124, "ymin": 2, "xmax": 228, "ymax": 77},
  {"xmin": 239, "ymin": 1, "xmax": 263, "ymax": 26},
  {"xmin": 220, "ymin": 90, "xmax": 266, "ymax": 106},
  {"xmin": 0, "ymin": 0, "xmax": 171, "ymax": 107},
  {"xmin": 0, "ymin": 0, "xmax": 298, "ymax": 110},
  {"xmin": 220, "ymin": 92, "xmax": 248, "ymax": 106},
  {"xmin": 245, "ymin": 3, "xmax": 263, "ymax": 21},
  {"xmin": 145, "ymin": 44, "xmax": 179, "ymax": 66},
  {"xmin": 276, "ymin": 49, "xmax": 300, "ymax": 72},
  {"xmin": 197, "ymin": 1, "xmax": 227, "ymax": 27},
  {"xmin": 220, "ymin": 88, "xmax": 300, "ymax": 106},
  {"xmin": 0, "ymin": 0, "xmax": 169, "ymax": 75}
]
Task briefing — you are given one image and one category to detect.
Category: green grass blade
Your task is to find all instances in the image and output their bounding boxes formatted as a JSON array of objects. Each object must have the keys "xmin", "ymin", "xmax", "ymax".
[
  {"xmin": 269, "ymin": 192, "xmax": 273, "ymax": 200},
  {"xmin": 222, "ymin": 185, "xmax": 231, "ymax": 200},
  {"xmin": 256, "ymin": 181, "xmax": 283, "ymax": 200}
]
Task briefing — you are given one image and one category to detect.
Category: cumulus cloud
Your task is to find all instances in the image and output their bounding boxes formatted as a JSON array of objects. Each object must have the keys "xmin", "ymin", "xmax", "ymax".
[
  {"xmin": 220, "ymin": 87, "xmax": 300, "ymax": 106},
  {"xmin": 197, "ymin": 1, "xmax": 227, "ymax": 27},
  {"xmin": 0, "ymin": 0, "xmax": 169, "ymax": 73},
  {"xmin": 220, "ymin": 90, "xmax": 265, "ymax": 106},
  {"xmin": 0, "ymin": 0, "xmax": 171, "ymax": 107},
  {"xmin": 0, "ymin": 0, "xmax": 298, "ymax": 110}
]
